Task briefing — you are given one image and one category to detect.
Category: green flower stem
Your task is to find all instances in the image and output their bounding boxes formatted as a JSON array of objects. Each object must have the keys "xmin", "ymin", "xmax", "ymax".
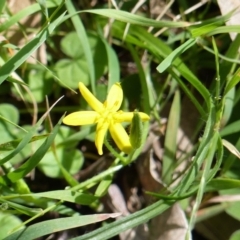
[
  {"xmin": 71, "ymin": 164, "xmax": 123, "ymax": 192},
  {"xmin": 1, "ymin": 162, "xmax": 34, "ymax": 202},
  {"xmin": 104, "ymin": 138, "xmax": 128, "ymax": 164},
  {"xmin": 104, "ymin": 137, "xmax": 138, "ymax": 165},
  {"xmin": 9, "ymin": 200, "xmax": 63, "ymax": 234},
  {"xmin": 212, "ymin": 37, "xmax": 220, "ymax": 101}
]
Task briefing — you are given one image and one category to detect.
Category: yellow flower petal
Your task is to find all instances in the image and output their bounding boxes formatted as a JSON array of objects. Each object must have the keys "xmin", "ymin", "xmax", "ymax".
[
  {"xmin": 79, "ymin": 82, "xmax": 104, "ymax": 111},
  {"xmin": 64, "ymin": 82, "xmax": 150, "ymax": 155},
  {"xmin": 105, "ymin": 82, "xmax": 123, "ymax": 111},
  {"xmin": 63, "ymin": 111, "xmax": 99, "ymax": 126},
  {"xmin": 95, "ymin": 120, "xmax": 109, "ymax": 155},
  {"xmin": 109, "ymin": 122, "xmax": 132, "ymax": 154},
  {"xmin": 114, "ymin": 111, "xmax": 150, "ymax": 122}
]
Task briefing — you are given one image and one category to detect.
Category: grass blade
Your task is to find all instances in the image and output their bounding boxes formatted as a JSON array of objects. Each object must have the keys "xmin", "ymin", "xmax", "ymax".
[
  {"xmin": 0, "ymin": 12, "xmax": 66, "ymax": 85},
  {"xmin": 4, "ymin": 213, "xmax": 121, "ymax": 240},
  {"xmin": 162, "ymin": 90, "xmax": 181, "ymax": 184},
  {"xmin": 72, "ymin": 199, "xmax": 173, "ymax": 240},
  {"xmin": 65, "ymin": 1, "xmax": 96, "ymax": 94},
  {"xmin": 83, "ymin": 9, "xmax": 190, "ymax": 28},
  {"xmin": 0, "ymin": 1, "xmax": 61, "ymax": 32},
  {"xmin": 4, "ymin": 116, "xmax": 64, "ymax": 184},
  {"xmin": 99, "ymin": 34, "xmax": 120, "ymax": 91},
  {"xmin": 157, "ymin": 38, "xmax": 197, "ymax": 73}
]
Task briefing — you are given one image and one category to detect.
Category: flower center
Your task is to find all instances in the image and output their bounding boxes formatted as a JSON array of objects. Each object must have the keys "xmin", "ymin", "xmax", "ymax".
[{"xmin": 98, "ymin": 108, "xmax": 114, "ymax": 124}]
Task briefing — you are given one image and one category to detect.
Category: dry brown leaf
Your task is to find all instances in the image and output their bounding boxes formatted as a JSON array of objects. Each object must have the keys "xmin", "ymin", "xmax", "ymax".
[
  {"xmin": 217, "ymin": 0, "xmax": 240, "ymax": 40},
  {"xmin": 222, "ymin": 139, "xmax": 240, "ymax": 159},
  {"xmin": 6, "ymin": 0, "xmax": 47, "ymax": 64},
  {"xmin": 107, "ymin": 184, "xmax": 148, "ymax": 240},
  {"xmin": 108, "ymin": 184, "xmax": 129, "ymax": 216},
  {"xmin": 204, "ymin": 194, "xmax": 240, "ymax": 205},
  {"xmin": 136, "ymin": 134, "xmax": 188, "ymax": 240},
  {"xmin": 133, "ymin": 94, "xmax": 199, "ymax": 240},
  {"xmin": 149, "ymin": 203, "xmax": 188, "ymax": 240}
]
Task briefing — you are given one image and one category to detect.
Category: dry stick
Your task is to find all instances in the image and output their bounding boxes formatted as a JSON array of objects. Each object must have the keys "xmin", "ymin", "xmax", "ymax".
[
  {"xmin": 148, "ymin": 0, "xmax": 175, "ymax": 33},
  {"xmin": 154, "ymin": 0, "xmax": 210, "ymax": 37},
  {"xmin": 104, "ymin": 0, "xmax": 122, "ymax": 40},
  {"xmin": 122, "ymin": 0, "xmax": 147, "ymax": 41},
  {"xmin": 10, "ymin": 72, "xmax": 38, "ymax": 126}
]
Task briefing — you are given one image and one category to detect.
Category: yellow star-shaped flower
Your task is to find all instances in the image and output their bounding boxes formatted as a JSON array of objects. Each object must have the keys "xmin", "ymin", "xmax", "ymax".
[{"xmin": 63, "ymin": 82, "xmax": 150, "ymax": 155}]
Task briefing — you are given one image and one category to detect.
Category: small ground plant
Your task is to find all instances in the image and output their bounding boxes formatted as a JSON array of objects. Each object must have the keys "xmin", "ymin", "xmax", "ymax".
[{"xmin": 1, "ymin": 1, "xmax": 240, "ymax": 239}]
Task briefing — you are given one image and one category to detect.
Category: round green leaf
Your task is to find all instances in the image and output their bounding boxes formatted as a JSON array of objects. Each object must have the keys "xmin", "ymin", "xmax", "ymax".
[
  {"xmin": 26, "ymin": 69, "xmax": 53, "ymax": 102},
  {"xmin": 0, "ymin": 104, "xmax": 19, "ymax": 125},
  {"xmin": 38, "ymin": 148, "xmax": 83, "ymax": 178},
  {"xmin": 60, "ymin": 31, "xmax": 85, "ymax": 59},
  {"xmin": 0, "ymin": 104, "xmax": 19, "ymax": 144},
  {"xmin": 220, "ymin": 188, "xmax": 240, "ymax": 221},
  {"xmin": 38, "ymin": 126, "xmax": 83, "ymax": 178},
  {"xmin": 0, "ymin": 212, "xmax": 23, "ymax": 239},
  {"xmin": 60, "ymin": 31, "xmax": 102, "ymax": 59},
  {"xmin": 230, "ymin": 230, "xmax": 240, "ymax": 240},
  {"xmin": 55, "ymin": 59, "xmax": 89, "ymax": 88},
  {"xmin": 58, "ymin": 31, "xmax": 107, "ymax": 89},
  {"xmin": 226, "ymin": 201, "xmax": 240, "ymax": 221}
]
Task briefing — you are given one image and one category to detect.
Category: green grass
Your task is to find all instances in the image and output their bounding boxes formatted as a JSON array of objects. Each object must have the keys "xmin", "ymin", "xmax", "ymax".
[{"xmin": 1, "ymin": 1, "xmax": 240, "ymax": 239}]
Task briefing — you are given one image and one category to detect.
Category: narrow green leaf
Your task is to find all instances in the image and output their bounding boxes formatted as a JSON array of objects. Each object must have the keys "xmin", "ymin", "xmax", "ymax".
[
  {"xmin": 0, "ymin": 1, "xmax": 61, "ymax": 32},
  {"xmin": 83, "ymin": 9, "xmax": 190, "ymax": 28},
  {"xmin": 0, "ymin": 11, "xmax": 66, "ymax": 85},
  {"xmin": 58, "ymin": 126, "xmax": 93, "ymax": 147},
  {"xmin": 71, "ymin": 165, "xmax": 123, "ymax": 192},
  {"xmin": 95, "ymin": 176, "xmax": 113, "ymax": 197},
  {"xmin": 224, "ymin": 68, "xmax": 240, "ymax": 96},
  {"xmin": 188, "ymin": 131, "xmax": 219, "ymax": 233},
  {"xmin": 0, "ymin": 0, "xmax": 5, "ymax": 13},
  {"xmin": 6, "ymin": 77, "xmax": 28, "ymax": 86},
  {"xmin": 6, "ymin": 190, "xmax": 97, "ymax": 205},
  {"xmin": 177, "ymin": 65, "xmax": 210, "ymax": 110},
  {"xmin": 169, "ymin": 69, "xmax": 206, "ymax": 118},
  {"xmin": 190, "ymin": 22, "xmax": 224, "ymax": 37},
  {"xmin": 157, "ymin": 38, "xmax": 196, "ymax": 73},
  {"xmin": 176, "ymin": 98, "xmax": 216, "ymax": 195},
  {"xmin": 0, "ymin": 199, "xmax": 42, "ymax": 217},
  {"xmin": 221, "ymin": 87, "xmax": 235, "ymax": 126},
  {"xmin": 111, "ymin": 23, "xmax": 208, "ymax": 113},
  {"xmin": 0, "ymin": 97, "xmax": 63, "ymax": 167},
  {"xmin": 130, "ymin": 111, "xmax": 144, "ymax": 149},
  {"xmin": 99, "ymin": 34, "xmax": 120, "ymax": 91},
  {"xmin": 219, "ymin": 34, "xmax": 240, "ymax": 81},
  {"xmin": 65, "ymin": 1, "xmax": 96, "ymax": 94},
  {"xmin": 162, "ymin": 90, "xmax": 181, "ymax": 184},
  {"xmin": 72, "ymin": 199, "xmax": 173, "ymax": 240},
  {"xmin": 206, "ymin": 134, "xmax": 224, "ymax": 181},
  {"xmin": 0, "ymin": 134, "xmax": 48, "ymax": 151},
  {"xmin": 220, "ymin": 119, "xmax": 240, "ymax": 137},
  {"xmin": 5, "ymin": 116, "xmax": 64, "ymax": 183},
  {"xmin": 0, "ymin": 114, "xmax": 25, "ymax": 133},
  {"xmin": 207, "ymin": 25, "xmax": 240, "ymax": 36},
  {"xmin": 127, "ymin": 43, "xmax": 151, "ymax": 114},
  {"xmin": 37, "ymin": 0, "xmax": 49, "ymax": 19},
  {"xmin": 4, "ymin": 213, "xmax": 121, "ymax": 240},
  {"xmin": 206, "ymin": 178, "xmax": 240, "ymax": 192},
  {"xmin": 212, "ymin": 37, "xmax": 220, "ymax": 99}
]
